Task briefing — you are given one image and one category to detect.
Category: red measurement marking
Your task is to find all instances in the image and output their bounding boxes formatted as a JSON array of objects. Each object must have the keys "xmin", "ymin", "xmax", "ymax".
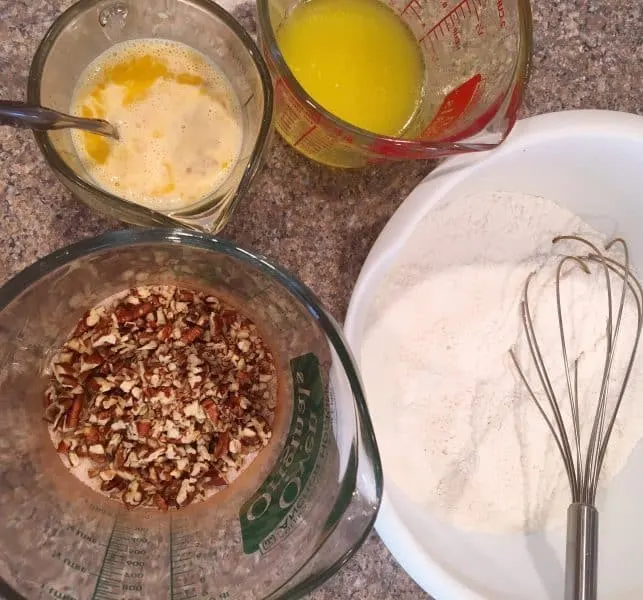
[
  {"xmin": 293, "ymin": 122, "xmax": 318, "ymax": 147},
  {"xmin": 275, "ymin": 77, "xmax": 322, "ymax": 146},
  {"xmin": 400, "ymin": 0, "xmax": 428, "ymax": 26},
  {"xmin": 419, "ymin": 0, "xmax": 480, "ymax": 44},
  {"xmin": 409, "ymin": 4, "xmax": 424, "ymax": 22},
  {"xmin": 400, "ymin": 0, "xmax": 417, "ymax": 14},
  {"xmin": 497, "ymin": 0, "xmax": 507, "ymax": 27}
]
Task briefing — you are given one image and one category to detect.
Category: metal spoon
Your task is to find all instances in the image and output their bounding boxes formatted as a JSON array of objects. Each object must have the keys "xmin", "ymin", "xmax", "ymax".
[{"xmin": 0, "ymin": 100, "xmax": 119, "ymax": 139}]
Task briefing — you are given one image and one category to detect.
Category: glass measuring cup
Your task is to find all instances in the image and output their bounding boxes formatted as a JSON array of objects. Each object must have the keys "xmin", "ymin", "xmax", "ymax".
[
  {"xmin": 0, "ymin": 229, "xmax": 382, "ymax": 600},
  {"xmin": 28, "ymin": 0, "xmax": 274, "ymax": 233},
  {"xmin": 257, "ymin": 0, "xmax": 532, "ymax": 167}
]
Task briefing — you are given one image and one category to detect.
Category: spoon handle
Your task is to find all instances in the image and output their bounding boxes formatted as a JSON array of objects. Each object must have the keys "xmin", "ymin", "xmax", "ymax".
[
  {"xmin": 0, "ymin": 101, "xmax": 118, "ymax": 139},
  {"xmin": 0, "ymin": 100, "xmax": 80, "ymax": 131}
]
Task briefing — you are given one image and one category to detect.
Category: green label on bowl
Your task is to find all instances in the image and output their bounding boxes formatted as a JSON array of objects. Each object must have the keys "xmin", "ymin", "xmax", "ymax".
[{"xmin": 239, "ymin": 352, "xmax": 327, "ymax": 554}]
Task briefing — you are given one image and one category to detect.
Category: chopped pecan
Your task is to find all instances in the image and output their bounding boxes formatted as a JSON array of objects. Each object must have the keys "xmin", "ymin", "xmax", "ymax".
[
  {"xmin": 84, "ymin": 426, "xmax": 100, "ymax": 445},
  {"xmin": 154, "ymin": 495, "xmax": 169, "ymax": 511},
  {"xmin": 115, "ymin": 302, "xmax": 154, "ymax": 324},
  {"xmin": 213, "ymin": 432, "xmax": 229, "ymax": 459},
  {"xmin": 202, "ymin": 400, "xmax": 219, "ymax": 425},
  {"xmin": 45, "ymin": 285, "xmax": 277, "ymax": 510},
  {"xmin": 136, "ymin": 421, "xmax": 151, "ymax": 437},
  {"xmin": 57, "ymin": 440, "xmax": 71, "ymax": 454},
  {"xmin": 67, "ymin": 396, "xmax": 83, "ymax": 429},
  {"xmin": 181, "ymin": 326, "xmax": 203, "ymax": 345}
]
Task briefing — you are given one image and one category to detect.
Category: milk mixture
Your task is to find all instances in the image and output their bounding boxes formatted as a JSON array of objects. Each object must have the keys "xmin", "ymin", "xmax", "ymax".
[{"xmin": 71, "ymin": 39, "xmax": 243, "ymax": 211}]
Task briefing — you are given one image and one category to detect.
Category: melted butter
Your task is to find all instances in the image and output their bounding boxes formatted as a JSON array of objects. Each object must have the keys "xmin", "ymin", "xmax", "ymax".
[
  {"xmin": 276, "ymin": 0, "xmax": 424, "ymax": 136},
  {"xmin": 71, "ymin": 40, "xmax": 243, "ymax": 211}
]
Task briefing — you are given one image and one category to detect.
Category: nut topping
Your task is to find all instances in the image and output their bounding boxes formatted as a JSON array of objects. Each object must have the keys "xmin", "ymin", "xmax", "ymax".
[{"xmin": 45, "ymin": 285, "xmax": 277, "ymax": 510}]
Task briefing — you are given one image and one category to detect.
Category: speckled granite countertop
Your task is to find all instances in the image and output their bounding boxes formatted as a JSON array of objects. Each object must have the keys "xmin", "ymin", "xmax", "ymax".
[{"xmin": 1, "ymin": 0, "xmax": 642, "ymax": 598}]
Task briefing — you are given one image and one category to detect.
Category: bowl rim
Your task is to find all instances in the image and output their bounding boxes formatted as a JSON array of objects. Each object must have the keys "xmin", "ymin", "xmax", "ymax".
[
  {"xmin": 0, "ymin": 228, "xmax": 383, "ymax": 600},
  {"xmin": 27, "ymin": 0, "xmax": 274, "ymax": 227},
  {"xmin": 343, "ymin": 109, "xmax": 643, "ymax": 599}
]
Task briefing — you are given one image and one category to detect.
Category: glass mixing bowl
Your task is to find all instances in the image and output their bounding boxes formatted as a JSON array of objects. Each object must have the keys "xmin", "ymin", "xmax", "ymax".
[
  {"xmin": 28, "ymin": 0, "xmax": 274, "ymax": 233},
  {"xmin": 0, "ymin": 229, "xmax": 382, "ymax": 600},
  {"xmin": 257, "ymin": 0, "xmax": 532, "ymax": 168}
]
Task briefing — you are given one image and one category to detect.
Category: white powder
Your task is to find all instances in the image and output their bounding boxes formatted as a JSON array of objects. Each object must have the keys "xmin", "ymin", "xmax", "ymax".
[{"xmin": 360, "ymin": 192, "xmax": 643, "ymax": 533}]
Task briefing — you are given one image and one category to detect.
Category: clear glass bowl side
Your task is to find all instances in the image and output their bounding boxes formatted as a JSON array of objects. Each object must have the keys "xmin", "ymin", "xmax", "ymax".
[
  {"xmin": 0, "ymin": 229, "xmax": 382, "ymax": 599},
  {"xmin": 28, "ymin": 0, "xmax": 273, "ymax": 232}
]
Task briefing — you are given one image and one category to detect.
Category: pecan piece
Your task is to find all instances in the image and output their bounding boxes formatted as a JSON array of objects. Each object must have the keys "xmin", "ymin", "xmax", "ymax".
[
  {"xmin": 136, "ymin": 421, "xmax": 151, "ymax": 438},
  {"xmin": 67, "ymin": 396, "xmax": 83, "ymax": 429},
  {"xmin": 115, "ymin": 302, "xmax": 154, "ymax": 324},
  {"xmin": 213, "ymin": 432, "xmax": 229, "ymax": 459},
  {"xmin": 56, "ymin": 440, "xmax": 71, "ymax": 454},
  {"xmin": 202, "ymin": 399, "xmax": 219, "ymax": 425},
  {"xmin": 154, "ymin": 494, "xmax": 168, "ymax": 511},
  {"xmin": 84, "ymin": 426, "xmax": 100, "ymax": 445},
  {"xmin": 181, "ymin": 326, "xmax": 203, "ymax": 345}
]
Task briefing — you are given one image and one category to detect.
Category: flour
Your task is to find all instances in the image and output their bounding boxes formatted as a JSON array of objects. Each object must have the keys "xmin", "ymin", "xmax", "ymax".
[{"xmin": 360, "ymin": 192, "xmax": 643, "ymax": 533}]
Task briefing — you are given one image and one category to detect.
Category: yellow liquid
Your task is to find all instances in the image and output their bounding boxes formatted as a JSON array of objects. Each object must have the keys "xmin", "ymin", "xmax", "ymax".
[{"xmin": 276, "ymin": 0, "xmax": 424, "ymax": 136}]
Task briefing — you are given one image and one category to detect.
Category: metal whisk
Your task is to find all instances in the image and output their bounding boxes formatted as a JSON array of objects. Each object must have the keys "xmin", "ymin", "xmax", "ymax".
[{"xmin": 510, "ymin": 235, "xmax": 643, "ymax": 600}]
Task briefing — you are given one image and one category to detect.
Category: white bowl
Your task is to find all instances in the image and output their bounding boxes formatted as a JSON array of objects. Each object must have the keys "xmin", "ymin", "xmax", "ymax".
[{"xmin": 345, "ymin": 110, "xmax": 643, "ymax": 600}]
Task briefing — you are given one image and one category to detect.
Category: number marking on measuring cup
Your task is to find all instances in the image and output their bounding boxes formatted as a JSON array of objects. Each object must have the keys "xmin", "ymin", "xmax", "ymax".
[
  {"xmin": 393, "ymin": 0, "xmax": 487, "ymax": 59},
  {"xmin": 169, "ymin": 527, "xmax": 203, "ymax": 600},
  {"xmin": 92, "ymin": 520, "xmax": 151, "ymax": 600}
]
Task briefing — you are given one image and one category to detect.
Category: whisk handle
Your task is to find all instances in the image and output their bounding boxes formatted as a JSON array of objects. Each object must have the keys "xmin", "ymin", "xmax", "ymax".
[{"xmin": 565, "ymin": 503, "xmax": 598, "ymax": 600}]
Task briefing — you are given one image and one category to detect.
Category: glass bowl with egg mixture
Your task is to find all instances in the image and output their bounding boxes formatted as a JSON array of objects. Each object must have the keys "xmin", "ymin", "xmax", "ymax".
[
  {"xmin": 0, "ymin": 228, "xmax": 382, "ymax": 599},
  {"xmin": 28, "ymin": 0, "xmax": 273, "ymax": 233}
]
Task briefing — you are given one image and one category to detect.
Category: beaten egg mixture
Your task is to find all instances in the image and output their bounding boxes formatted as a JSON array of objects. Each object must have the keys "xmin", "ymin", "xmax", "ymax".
[{"xmin": 71, "ymin": 39, "xmax": 242, "ymax": 211}]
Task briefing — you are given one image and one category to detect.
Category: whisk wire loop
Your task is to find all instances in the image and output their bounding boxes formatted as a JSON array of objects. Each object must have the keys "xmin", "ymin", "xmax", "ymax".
[
  {"xmin": 509, "ymin": 271, "xmax": 579, "ymax": 497},
  {"xmin": 588, "ymin": 250, "xmax": 643, "ymax": 500},
  {"xmin": 510, "ymin": 235, "xmax": 643, "ymax": 600},
  {"xmin": 555, "ymin": 255, "xmax": 591, "ymax": 500},
  {"xmin": 561, "ymin": 239, "xmax": 617, "ymax": 504}
]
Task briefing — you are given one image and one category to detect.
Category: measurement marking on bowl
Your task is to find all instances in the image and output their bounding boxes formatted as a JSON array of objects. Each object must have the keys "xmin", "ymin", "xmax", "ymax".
[
  {"xmin": 170, "ymin": 525, "xmax": 202, "ymax": 599},
  {"xmin": 418, "ymin": 0, "xmax": 482, "ymax": 48},
  {"xmin": 293, "ymin": 121, "xmax": 319, "ymax": 147},
  {"xmin": 92, "ymin": 516, "xmax": 231, "ymax": 600},
  {"xmin": 92, "ymin": 520, "xmax": 151, "ymax": 600},
  {"xmin": 398, "ymin": 0, "xmax": 427, "ymax": 26}
]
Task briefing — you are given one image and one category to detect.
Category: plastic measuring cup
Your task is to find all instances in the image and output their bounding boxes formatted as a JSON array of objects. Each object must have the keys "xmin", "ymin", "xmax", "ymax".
[
  {"xmin": 0, "ymin": 229, "xmax": 382, "ymax": 600},
  {"xmin": 257, "ymin": 0, "xmax": 532, "ymax": 167}
]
